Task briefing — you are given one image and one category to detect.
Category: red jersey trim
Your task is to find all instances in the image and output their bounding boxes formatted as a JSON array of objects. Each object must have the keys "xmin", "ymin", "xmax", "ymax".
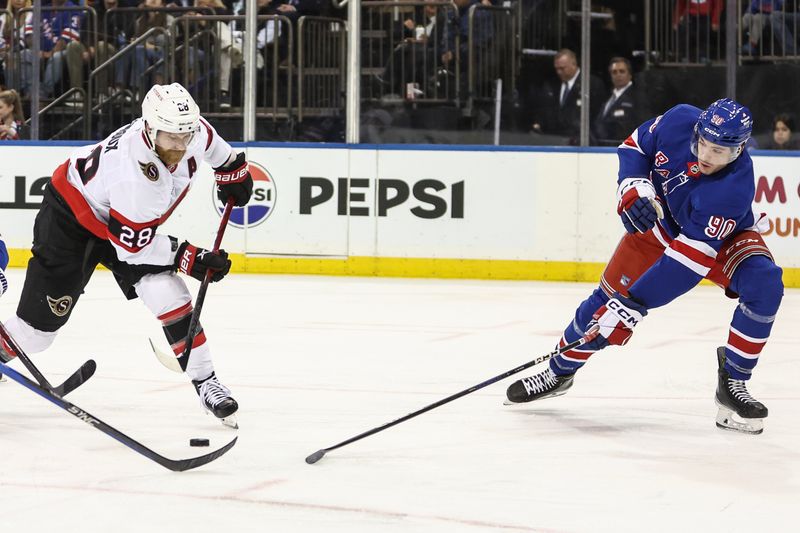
[
  {"xmin": 158, "ymin": 302, "xmax": 193, "ymax": 324},
  {"xmin": 51, "ymin": 160, "xmax": 108, "ymax": 239},
  {"xmin": 200, "ymin": 118, "xmax": 213, "ymax": 150},
  {"xmin": 669, "ymin": 239, "xmax": 717, "ymax": 269}
]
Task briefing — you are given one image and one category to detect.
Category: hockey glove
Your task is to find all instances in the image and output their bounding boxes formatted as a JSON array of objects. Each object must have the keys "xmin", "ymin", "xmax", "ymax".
[
  {"xmin": 588, "ymin": 292, "xmax": 648, "ymax": 348},
  {"xmin": 175, "ymin": 241, "xmax": 231, "ymax": 282},
  {"xmin": 214, "ymin": 151, "xmax": 254, "ymax": 207},
  {"xmin": 617, "ymin": 177, "xmax": 663, "ymax": 234},
  {"xmin": 0, "ymin": 237, "xmax": 8, "ymax": 297}
]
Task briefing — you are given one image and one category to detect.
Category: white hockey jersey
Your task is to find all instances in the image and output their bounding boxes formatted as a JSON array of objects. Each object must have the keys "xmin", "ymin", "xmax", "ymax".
[{"xmin": 50, "ymin": 117, "xmax": 233, "ymax": 267}]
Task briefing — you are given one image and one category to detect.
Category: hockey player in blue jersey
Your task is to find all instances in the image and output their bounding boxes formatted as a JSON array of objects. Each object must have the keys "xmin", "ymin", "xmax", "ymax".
[
  {"xmin": 505, "ymin": 98, "xmax": 784, "ymax": 435},
  {"xmin": 0, "ymin": 236, "xmax": 7, "ymax": 297},
  {"xmin": 0, "ymin": 234, "xmax": 8, "ymax": 382}
]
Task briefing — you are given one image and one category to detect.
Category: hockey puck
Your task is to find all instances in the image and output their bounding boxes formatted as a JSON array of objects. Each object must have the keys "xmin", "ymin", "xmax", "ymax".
[{"xmin": 190, "ymin": 438, "xmax": 210, "ymax": 447}]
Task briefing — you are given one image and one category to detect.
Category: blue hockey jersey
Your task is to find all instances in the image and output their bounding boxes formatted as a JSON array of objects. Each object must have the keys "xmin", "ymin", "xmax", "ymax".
[{"xmin": 616, "ymin": 104, "xmax": 756, "ymax": 309}]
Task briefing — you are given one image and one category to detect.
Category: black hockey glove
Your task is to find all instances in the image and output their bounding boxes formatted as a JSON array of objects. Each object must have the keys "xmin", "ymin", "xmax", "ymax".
[
  {"xmin": 174, "ymin": 241, "xmax": 231, "ymax": 282},
  {"xmin": 214, "ymin": 151, "xmax": 254, "ymax": 207}
]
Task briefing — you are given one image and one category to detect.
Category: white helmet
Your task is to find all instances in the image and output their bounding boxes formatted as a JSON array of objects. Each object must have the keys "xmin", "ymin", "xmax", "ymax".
[{"xmin": 141, "ymin": 83, "xmax": 200, "ymax": 150}]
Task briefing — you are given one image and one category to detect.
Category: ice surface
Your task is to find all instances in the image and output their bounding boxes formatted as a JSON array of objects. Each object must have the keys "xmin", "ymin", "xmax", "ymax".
[{"xmin": 1, "ymin": 270, "xmax": 798, "ymax": 532}]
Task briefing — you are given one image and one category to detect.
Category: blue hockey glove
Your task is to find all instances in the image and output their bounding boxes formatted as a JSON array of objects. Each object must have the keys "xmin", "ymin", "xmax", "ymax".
[
  {"xmin": 617, "ymin": 177, "xmax": 663, "ymax": 234},
  {"xmin": 0, "ymin": 236, "xmax": 8, "ymax": 297}
]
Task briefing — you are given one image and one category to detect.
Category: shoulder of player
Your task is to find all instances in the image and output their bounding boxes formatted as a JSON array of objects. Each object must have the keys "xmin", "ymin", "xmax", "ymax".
[{"xmin": 660, "ymin": 104, "xmax": 702, "ymax": 130}]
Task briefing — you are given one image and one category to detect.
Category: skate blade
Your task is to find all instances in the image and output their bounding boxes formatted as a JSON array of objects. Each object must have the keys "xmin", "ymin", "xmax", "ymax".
[
  {"xmin": 0, "ymin": 374, "xmax": 6, "ymax": 383},
  {"xmin": 221, "ymin": 414, "xmax": 239, "ymax": 429},
  {"xmin": 203, "ymin": 409, "xmax": 239, "ymax": 429},
  {"xmin": 502, "ymin": 390, "xmax": 569, "ymax": 406},
  {"xmin": 715, "ymin": 405, "xmax": 764, "ymax": 435}
]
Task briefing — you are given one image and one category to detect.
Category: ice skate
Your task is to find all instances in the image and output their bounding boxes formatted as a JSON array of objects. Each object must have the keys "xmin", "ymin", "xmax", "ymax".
[
  {"xmin": 193, "ymin": 372, "xmax": 239, "ymax": 429},
  {"xmin": 715, "ymin": 347, "xmax": 767, "ymax": 435},
  {"xmin": 504, "ymin": 367, "xmax": 575, "ymax": 405},
  {"xmin": 0, "ymin": 372, "xmax": 6, "ymax": 383}
]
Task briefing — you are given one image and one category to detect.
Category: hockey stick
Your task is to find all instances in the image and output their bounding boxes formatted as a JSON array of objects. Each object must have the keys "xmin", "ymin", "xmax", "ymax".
[
  {"xmin": 305, "ymin": 327, "xmax": 600, "ymax": 464},
  {"xmin": 0, "ymin": 323, "xmax": 96, "ymax": 396},
  {"xmin": 0, "ymin": 359, "xmax": 237, "ymax": 471},
  {"xmin": 149, "ymin": 197, "xmax": 236, "ymax": 373}
]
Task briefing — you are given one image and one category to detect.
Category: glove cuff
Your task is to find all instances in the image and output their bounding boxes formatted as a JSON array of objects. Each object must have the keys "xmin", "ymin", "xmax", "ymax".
[
  {"xmin": 175, "ymin": 241, "xmax": 198, "ymax": 276},
  {"xmin": 214, "ymin": 152, "xmax": 249, "ymax": 184},
  {"xmin": 617, "ymin": 176, "xmax": 656, "ymax": 205},
  {"xmin": 0, "ymin": 268, "xmax": 7, "ymax": 297},
  {"xmin": 606, "ymin": 293, "xmax": 647, "ymax": 328}
]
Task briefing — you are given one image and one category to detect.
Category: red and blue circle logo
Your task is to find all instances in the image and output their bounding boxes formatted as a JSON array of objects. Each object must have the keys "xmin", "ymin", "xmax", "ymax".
[{"xmin": 213, "ymin": 161, "xmax": 276, "ymax": 227}]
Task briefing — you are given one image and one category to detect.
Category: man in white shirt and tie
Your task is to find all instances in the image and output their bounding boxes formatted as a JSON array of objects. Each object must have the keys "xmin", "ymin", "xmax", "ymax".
[{"xmin": 592, "ymin": 56, "xmax": 644, "ymax": 145}]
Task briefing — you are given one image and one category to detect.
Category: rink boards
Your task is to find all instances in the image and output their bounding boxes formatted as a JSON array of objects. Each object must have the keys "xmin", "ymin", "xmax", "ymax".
[{"xmin": 0, "ymin": 142, "xmax": 797, "ymax": 287}]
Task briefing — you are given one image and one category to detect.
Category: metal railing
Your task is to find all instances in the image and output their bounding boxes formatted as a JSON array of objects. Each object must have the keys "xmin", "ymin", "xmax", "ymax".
[
  {"xmin": 298, "ymin": 16, "xmax": 347, "ymax": 121},
  {"xmin": 467, "ymin": 4, "xmax": 516, "ymax": 114}
]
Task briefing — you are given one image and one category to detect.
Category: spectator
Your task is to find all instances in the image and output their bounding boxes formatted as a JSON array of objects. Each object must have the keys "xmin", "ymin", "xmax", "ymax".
[
  {"xmin": 0, "ymin": 0, "xmax": 32, "ymax": 90},
  {"xmin": 376, "ymin": 0, "xmax": 445, "ymax": 96},
  {"xmin": 741, "ymin": 0, "xmax": 782, "ymax": 56},
  {"xmin": 191, "ymin": 0, "xmax": 241, "ymax": 108},
  {"xmin": 770, "ymin": 0, "xmax": 799, "ymax": 55},
  {"xmin": 441, "ymin": 0, "xmax": 493, "ymax": 71},
  {"xmin": 0, "ymin": 88, "xmax": 23, "ymax": 139},
  {"xmin": 765, "ymin": 113, "xmax": 800, "ymax": 149},
  {"xmin": 531, "ymin": 48, "xmax": 605, "ymax": 144},
  {"xmin": 592, "ymin": 56, "xmax": 644, "ymax": 145},
  {"xmin": 20, "ymin": 0, "xmax": 86, "ymax": 98},
  {"xmin": 672, "ymin": 0, "xmax": 723, "ymax": 62},
  {"xmin": 93, "ymin": 0, "xmax": 137, "ymax": 100},
  {"xmin": 126, "ymin": 0, "xmax": 172, "ymax": 89}
]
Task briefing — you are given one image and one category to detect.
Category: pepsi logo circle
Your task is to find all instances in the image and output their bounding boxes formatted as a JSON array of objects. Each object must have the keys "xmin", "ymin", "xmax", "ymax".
[{"xmin": 213, "ymin": 161, "xmax": 276, "ymax": 228}]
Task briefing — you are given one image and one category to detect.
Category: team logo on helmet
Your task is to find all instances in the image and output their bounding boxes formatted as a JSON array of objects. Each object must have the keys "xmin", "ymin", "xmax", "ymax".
[
  {"xmin": 212, "ymin": 161, "xmax": 276, "ymax": 228},
  {"xmin": 138, "ymin": 161, "xmax": 160, "ymax": 182},
  {"xmin": 47, "ymin": 295, "xmax": 73, "ymax": 317},
  {"xmin": 711, "ymin": 114, "xmax": 725, "ymax": 126}
]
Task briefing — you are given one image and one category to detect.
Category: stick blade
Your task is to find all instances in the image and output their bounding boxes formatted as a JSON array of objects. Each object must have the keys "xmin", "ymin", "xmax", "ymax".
[
  {"xmin": 166, "ymin": 436, "xmax": 239, "ymax": 472},
  {"xmin": 305, "ymin": 449, "xmax": 326, "ymax": 464},
  {"xmin": 53, "ymin": 359, "xmax": 97, "ymax": 396},
  {"xmin": 148, "ymin": 338, "xmax": 183, "ymax": 373}
]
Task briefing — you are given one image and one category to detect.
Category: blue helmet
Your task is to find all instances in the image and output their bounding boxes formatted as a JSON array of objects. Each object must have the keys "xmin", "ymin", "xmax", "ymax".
[
  {"xmin": 694, "ymin": 98, "xmax": 753, "ymax": 146},
  {"xmin": 691, "ymin": 98, "xmax": 752, "ymax": 164}
]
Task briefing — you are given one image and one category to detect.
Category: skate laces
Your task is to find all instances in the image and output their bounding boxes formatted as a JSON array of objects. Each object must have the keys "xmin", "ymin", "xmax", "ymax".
[
  {"xmin": 727, "ymin": 378, "xmax": 758, "ymax": 404},
  {"xmin": 521, "ymin": 369, "xmax": 558, "ymax": 396},
  {"xmin": 199, "ymin": 376, "xmax": 232, "ymax": 408}
]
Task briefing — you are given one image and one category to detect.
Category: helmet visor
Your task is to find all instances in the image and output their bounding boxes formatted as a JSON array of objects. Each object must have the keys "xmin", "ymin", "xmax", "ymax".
[
  {"xmin": 691, "ymin": 130, "xmax": 741, "ymax": 165},
  {"xmin": 154, "ymin": 130, "xmax": 194, "ymax": 152}
]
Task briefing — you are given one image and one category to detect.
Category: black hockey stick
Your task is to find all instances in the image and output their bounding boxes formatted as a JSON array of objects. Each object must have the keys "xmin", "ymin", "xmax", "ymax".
[
  {"xmin": 305, "ymin": 327, "xmax": 600, "ymax": 464},
  {"xmin": 0, "ymin": 323, "xmax": 96, "ymax": 396},
  {"xmin": 0, "ymin": 359, "xmax": 237, "ymax": 471},
  {"xmin": 180, "ymin": 196, "xmax": 235, "ymax": 363}
]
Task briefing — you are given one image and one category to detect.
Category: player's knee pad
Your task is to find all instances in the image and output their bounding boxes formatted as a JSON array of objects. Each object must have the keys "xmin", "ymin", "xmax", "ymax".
[
  {"xmin": 733, "ymin": 256, "xmax": 784, "ymax": 316},
  {"xmin": 135, "ymin": 271, "xmax": 192, "ymax": 317},
  {"xmin": 3, "ymin": 315, "xmax": 58, "ymax": 355}
]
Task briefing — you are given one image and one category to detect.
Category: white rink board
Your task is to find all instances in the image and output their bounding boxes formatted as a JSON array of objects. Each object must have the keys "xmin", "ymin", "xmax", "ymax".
[{"xmin": 0, "ymin": 144, "xmax": 797, "ymax": 268}]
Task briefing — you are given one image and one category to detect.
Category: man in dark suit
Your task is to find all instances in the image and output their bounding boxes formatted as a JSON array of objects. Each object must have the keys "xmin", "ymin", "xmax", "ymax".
[
  {"xmin": 532, "ymin": 48, "xmax": 605, "ymax": 144},
  {"xmin": 592, "ymin": 56, "xmax": 644, "ymax": 145}
]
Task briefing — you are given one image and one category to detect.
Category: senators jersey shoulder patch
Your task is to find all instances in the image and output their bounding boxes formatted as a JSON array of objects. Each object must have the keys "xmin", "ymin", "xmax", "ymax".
[{"xmin": 139, "ymin": 161, "xmax": 160, "ymax": 182}]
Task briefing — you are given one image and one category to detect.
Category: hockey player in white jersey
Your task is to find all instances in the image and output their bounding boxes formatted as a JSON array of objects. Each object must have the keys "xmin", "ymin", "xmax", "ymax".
[{"xmin": 0, "ymin": 83, "xmax": 253, "ymax": 427}]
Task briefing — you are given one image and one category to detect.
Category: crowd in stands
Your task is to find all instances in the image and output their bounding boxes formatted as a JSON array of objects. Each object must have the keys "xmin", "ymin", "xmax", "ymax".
[{"xmin": 0, "ymin": 0, "xmax": 799, "ymax": 147}]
